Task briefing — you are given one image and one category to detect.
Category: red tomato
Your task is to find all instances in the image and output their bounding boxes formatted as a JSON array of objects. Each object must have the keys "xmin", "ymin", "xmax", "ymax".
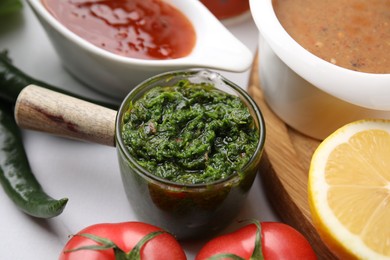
[
  {"xmin": 195, "ymin": 221, "xmax": 317, "ymax": 260},
  {"xmin": 60, "ymin": 222, "xmax": 187, "ymax": 260}
]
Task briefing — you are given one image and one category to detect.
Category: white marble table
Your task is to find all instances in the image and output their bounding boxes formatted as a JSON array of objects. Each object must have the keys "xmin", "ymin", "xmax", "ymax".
[{"xmin": 0, "ymin": 4, "xmax": 279, "ymax": 259}]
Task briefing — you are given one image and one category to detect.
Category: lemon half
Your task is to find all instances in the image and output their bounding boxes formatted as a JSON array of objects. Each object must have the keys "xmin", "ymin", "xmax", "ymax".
[{"xmin": 308, "ymin": 119, "xmax": 390, "ymax": 259}]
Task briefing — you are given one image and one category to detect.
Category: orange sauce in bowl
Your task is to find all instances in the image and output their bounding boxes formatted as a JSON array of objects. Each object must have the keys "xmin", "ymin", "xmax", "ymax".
[
  {"xmin": 273, "ymin": 0, "xmax": 390, "ymax": 74},
  {"xmin": 42, "ymin": 0, "xmax": 196, "ymax": 60}
]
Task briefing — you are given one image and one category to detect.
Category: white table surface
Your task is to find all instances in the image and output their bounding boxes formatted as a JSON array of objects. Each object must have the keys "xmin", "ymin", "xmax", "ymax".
[{"xmin": 0, "ymin": 4, "xmax": 279, "ymax": 259}]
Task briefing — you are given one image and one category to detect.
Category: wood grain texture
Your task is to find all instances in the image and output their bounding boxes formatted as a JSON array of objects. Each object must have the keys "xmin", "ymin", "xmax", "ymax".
[
  {"xmin": 247, "ymin": 57, "xmax": 337, "ymax": 259},
  {"xmin": 15, "ymin": 85, "xmax": 117, "ymax": 146}
]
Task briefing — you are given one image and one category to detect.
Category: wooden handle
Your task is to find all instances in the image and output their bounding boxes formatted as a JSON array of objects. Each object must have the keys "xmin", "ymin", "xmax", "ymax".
[{"xmin": 15, "ymin": 85, "xmax": 117, "ymax": 147}]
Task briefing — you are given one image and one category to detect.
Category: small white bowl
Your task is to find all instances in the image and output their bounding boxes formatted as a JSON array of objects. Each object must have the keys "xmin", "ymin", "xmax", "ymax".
[
  {"xmin": 250, "ymin": 0, "xmax": 390, "ymax": 140},
  {"xmin": 27, "ymin": 0, "xmax": 253, "ymax": 99}
]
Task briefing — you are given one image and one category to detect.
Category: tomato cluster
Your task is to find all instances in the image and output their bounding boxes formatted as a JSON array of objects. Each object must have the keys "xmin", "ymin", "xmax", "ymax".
[{"xmin": 60, "ymin": 220, "xmax": 317, "ymax": 260}]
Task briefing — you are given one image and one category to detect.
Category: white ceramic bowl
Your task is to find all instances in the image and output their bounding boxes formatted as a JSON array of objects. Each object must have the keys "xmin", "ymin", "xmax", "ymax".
[
  {"xmin": 27, "ymin": 0, "xmax": 253, "ymax": 99},
  {"xmin": 250, "ymin": 0, "xmax": 390, "ymax": 140}
]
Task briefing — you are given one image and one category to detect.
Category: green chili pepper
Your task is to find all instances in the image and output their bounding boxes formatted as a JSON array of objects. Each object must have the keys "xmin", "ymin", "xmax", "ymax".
[
  {"xmin": 0, "ymin": 50, "xmax": 119, "ymax": 218},
  {"xmin": 0, "ymin": 0, "xmax": 22, "ymax": 16},
  {"xmin": 0, "ymin": 103, "xmax": 68, "ymax": 218},
  {"xmin": 0, "ymin": 50, "xmax": 119, "ymax": 109}
]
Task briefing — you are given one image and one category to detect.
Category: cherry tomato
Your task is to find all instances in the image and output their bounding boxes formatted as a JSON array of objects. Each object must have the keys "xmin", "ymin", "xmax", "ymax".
[
  {"xmin": 195, "ymin": 221, "xmax": 317, "ymax": 260},
  {"xmin": 60, "ymin": 222, "xmax": 187, "ymax": 260}
]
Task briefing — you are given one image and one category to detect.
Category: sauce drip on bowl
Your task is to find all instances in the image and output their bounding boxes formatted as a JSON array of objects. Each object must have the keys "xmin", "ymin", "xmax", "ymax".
[{"xmin": 42, "ymin": 0, "xmax": 196, "ymax": 60}]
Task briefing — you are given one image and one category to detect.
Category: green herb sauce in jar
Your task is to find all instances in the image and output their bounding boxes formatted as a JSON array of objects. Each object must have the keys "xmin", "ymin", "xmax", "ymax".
[{"xmin": 121, "ymin": 80, "xmax": 259, "ymax": 184}]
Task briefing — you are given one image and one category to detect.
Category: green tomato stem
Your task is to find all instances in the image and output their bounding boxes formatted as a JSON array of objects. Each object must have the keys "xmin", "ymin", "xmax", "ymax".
[
  {"xmin": 126, "ymin": 230, "xmax": 166, "ymax": 259},
  {"xmin": 207, "ymin": 219, "xmax": 265, "ymax": 260},
  {"xmin": 250, "ymin": 220, "xmax": 265, "ymax": 260},
  {"xmin": 65, "ymin": 230, "xmax": 166, "ymax": 260}
]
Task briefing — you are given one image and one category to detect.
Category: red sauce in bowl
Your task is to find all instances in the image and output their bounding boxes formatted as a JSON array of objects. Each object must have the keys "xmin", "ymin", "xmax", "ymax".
[
  {"xmin": 200, "ymin": 0, "xmax": 249, "ymax": 20},
  {"xmin": 42, "ymin": 0, "xmax": 196, "ymax": 60}
]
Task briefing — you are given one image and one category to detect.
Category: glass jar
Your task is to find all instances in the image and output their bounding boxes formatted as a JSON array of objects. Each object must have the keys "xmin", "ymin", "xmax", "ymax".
[{"xmin": 115, "ymin": 69, "xmax": 265, "ymax": 240}]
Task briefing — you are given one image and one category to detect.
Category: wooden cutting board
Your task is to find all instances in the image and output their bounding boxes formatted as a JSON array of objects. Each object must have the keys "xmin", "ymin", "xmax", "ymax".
[{"xmin": 247, "ymin": 57, "xmax": 337, "ymax": 259}]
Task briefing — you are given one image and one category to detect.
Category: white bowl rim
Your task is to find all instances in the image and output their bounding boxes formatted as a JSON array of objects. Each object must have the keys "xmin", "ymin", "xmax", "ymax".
[
  {"xmin": 27, "ymin": 0, "xmax": 253, "ymax": 71},
  {"xmin": 250, "ymin": 0, "xmax": 390, "ymax": 111}
]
